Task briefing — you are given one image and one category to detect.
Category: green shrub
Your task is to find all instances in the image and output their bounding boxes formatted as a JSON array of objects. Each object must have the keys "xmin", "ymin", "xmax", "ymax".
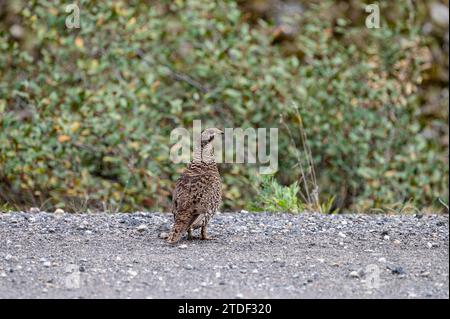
[
  {"xmin": 0, "ymin": 0, "xmax": 448, "ymax": 212},
  {"xmin": 249, "ymin": 175, "xmax": 302, "ymax": 213}
]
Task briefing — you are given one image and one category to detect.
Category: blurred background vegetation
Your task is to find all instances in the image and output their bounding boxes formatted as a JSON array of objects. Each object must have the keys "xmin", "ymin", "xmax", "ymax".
[{"xmin": 0, "ymin": 0, "xmax": 448, "ymax": 213}]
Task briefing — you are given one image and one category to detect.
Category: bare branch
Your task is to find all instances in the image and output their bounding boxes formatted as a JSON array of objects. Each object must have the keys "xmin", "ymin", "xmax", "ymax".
[{"xmin": 136, "ymin": 49, "xmax": 209, "ymax": 93}]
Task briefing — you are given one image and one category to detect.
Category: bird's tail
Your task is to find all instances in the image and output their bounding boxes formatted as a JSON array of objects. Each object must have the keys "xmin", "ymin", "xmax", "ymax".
[
  {"xmin": 167, "ymin": 223, "xmax": 186, "ymax": 244},
  {"xmin": 167, "ymin": 211, "xmax": 198, "ymax": 244}
]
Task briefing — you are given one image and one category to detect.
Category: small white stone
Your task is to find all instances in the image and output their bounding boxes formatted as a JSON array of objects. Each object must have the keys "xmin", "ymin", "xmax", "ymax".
[
  {"xmin": 158, "ymin": 232, "xmax": 169, "ymax": 239},
  {"xmin": 384, "ymin": 235, "xmax": 390, "ymax": 240},
  {"xmin": 29, "ymin": 207, "xmax": 40, "ymax": 214},
  {"xmin": 179, "ymin": 244, "xmax": 188, "ymax": 249},
  {"xmin": 408, "ymin": 292, "xmax": 417, "ymax": 298},
  {"xmin": 137, "ymin": 224, "xmax": 148, "ymax": 232},
  {"xmin": 43, "ymin": 261, "xmax": 51, "ymax": 268},
  {"xmin": 378, "ymin": 257, "xmax": 387, "ymax": 263},
  {"xmin": 236, "ymin": 293, "xmax": 244, "ymax": 299},
  {"xmin": 349, "ymin": 271, "xmax": 360, "ymax": 278},
  {"xmin": 338, "ymin": 232, "xmax": 346, "ymax": 238},
  {"xmin": 54, "ymin": 208, "xmax": 65, "ymax": 214}
]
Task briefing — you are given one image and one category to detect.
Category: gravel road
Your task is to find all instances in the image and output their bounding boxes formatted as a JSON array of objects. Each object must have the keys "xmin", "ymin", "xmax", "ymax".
[{"xmin": 0, "ymin": 212, "xmax": 448, "ymax": 299}]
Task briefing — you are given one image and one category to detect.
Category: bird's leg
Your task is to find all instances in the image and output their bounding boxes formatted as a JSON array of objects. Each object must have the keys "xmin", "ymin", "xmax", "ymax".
[
  {"xmin": 187, "ymin": 227, "xmax": 194, "ymax": 240},
  {"xmin": 200, "ymin": 225, "xmax": 215, "ymax": 240}
]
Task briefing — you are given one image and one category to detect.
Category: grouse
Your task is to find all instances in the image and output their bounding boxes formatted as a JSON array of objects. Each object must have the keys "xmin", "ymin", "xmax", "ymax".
[{"xmin": 167, "ymin": 128, "xmax": 223, "ymax": 244}]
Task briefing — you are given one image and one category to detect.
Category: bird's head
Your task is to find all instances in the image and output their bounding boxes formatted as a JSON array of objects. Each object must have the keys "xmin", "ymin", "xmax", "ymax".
[{"xmin": 201, "ymin": 128, "xmax": 224, "ymax": 147}]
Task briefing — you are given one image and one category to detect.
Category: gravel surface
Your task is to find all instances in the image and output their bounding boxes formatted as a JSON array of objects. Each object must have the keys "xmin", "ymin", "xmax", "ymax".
[{"xmin": 0, "ymin": 212, "xmax": 448, "ymax": 299}]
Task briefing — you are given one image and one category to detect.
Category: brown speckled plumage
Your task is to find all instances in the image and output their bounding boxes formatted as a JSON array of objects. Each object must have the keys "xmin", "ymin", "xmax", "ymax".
[{"xmin": 167, "ymin": 128, "xmax": 223, "ymax": 244}]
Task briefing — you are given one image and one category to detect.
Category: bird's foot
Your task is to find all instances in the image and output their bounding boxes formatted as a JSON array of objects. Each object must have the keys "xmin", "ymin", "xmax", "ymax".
[
  {"xmin": 200, "ymin": 226, "xmax": 215, "ymax": 240},
  {"xmin": 200, "ymin": 235, "xmax": 216, "ymax": 240}
]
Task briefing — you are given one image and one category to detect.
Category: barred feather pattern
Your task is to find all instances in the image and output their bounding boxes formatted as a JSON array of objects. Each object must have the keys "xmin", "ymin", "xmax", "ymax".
[{"xmin": 167, "ymin": 129, "xmax": 222, "ymax": 244}]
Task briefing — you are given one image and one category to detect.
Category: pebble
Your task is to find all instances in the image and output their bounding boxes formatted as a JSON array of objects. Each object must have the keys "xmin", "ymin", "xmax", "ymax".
[
  {"xmin": 390, "ymin": 266, "xmax": 406, "ymax": 275},
  {"xmin": 54, "ymin": 208, "xmax": 65, "ymax": 214},
  {"xmin": 29, "ymin": 207, "xmax": 40, "ymax": 214},
  {"xmin": 43, "ymin": 261, "xmax": 52, "ymax": 268},
  {"xmin": 179, "ymin": 244, "xmax": 188, "ymax": 249},
  {"xmin": 349, "ymin": 271, "xmax": 360, "ymax": 278},
  {"xmin": 137, "ymin": 224, "xmax": 148, "ymax": 232},
  {"xmin": 159, "ymin": 232, "xmax": 169, "ymax": 239},
  {"xmin": 184, "ymin": 264, "xmax": 194, "ymax": 270},
  {"xmin": 407, "ymin": 292, "xmax": 417, "ymax": 298},
  {"xmin": 128, "ymin": 270, "xmax": 138, "ymax": 277}
]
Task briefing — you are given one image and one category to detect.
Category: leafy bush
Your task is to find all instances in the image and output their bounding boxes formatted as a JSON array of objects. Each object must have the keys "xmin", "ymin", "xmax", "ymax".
[
  {"xmin": 250, "ymin": 175, "xmax": 302, "ymax": 213},
  {"xmin": 0, "ymin": 0, "xmax": 448, "ymax": 212}
]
